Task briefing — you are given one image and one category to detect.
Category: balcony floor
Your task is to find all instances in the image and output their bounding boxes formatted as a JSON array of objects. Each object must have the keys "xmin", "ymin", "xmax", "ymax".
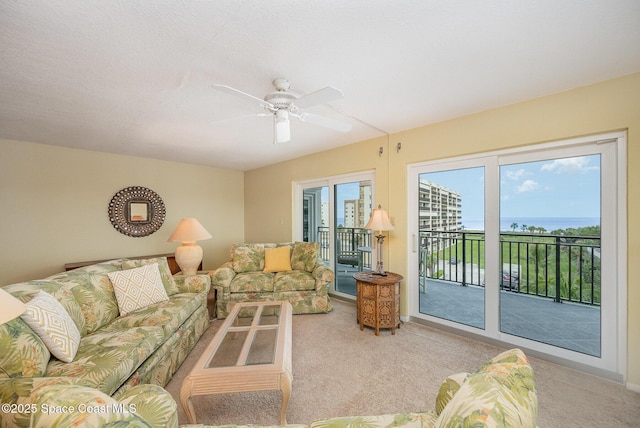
[
  {"xmin": 420, "ymin": 279, "xmax": 601, "ymax": 356},
  {"xmin": 333, "ymin": 266, "xmax": 601, "ymax": 357}
]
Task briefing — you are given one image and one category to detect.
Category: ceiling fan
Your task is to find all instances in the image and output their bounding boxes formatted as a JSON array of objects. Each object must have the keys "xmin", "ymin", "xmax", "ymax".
[{"xmin": 213, "ymin": 78, "xmax": 352, "ymax": 143}]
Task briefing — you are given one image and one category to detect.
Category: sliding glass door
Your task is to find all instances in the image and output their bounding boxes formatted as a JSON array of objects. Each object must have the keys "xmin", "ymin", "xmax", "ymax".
[
  {"xmin": 297, "ymin": 171, "xmax": 374, "ymax": 299},
  {"xmin": 499, "ymin": 154, "xmax": 602, "ymax": 356},
  {"xmin": 418, "ymin": 166, "xmax": 485, "ymax": 329},
  {"xmin": 408, "ymin": 133, "xmax": 625, "ymax": 377}
]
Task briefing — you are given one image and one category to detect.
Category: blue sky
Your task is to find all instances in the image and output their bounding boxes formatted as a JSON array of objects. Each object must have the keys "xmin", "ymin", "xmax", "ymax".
[{"xmin": 420, "ymin": 155, "xmax": 601, "ymax": 225}]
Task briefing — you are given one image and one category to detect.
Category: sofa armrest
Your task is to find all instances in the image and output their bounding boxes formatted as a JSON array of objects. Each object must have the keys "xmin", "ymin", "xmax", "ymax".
[
  {"xmin": 0, "ymin": 377, "xmax": 93, "ymax": 428},
  {"xmin": 312, "ymin": 259, "xmax": 335, "ymax": 289},
  {"xmin": 30, "ymin": 383, "xmax": 177, "ymax": 428},
  {"xmin": 210, "ymin": 261, "xmax": 236, "ymax": 296},
  {"xmin": 116, "ymin": 384, "xmax": 178, "ymax": 428},
  {"xmin": 434, "ymin": 372, "xmax": 468, "ymax": 415},
  {"xmin": 173, "ymin": 273, "xmax": 211, "ymax": 294}
]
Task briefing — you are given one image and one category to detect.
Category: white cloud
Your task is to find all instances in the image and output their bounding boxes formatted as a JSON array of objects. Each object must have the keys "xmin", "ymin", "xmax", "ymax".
[
  {"xmin": 540, "ymin": 157, "xmax": 598, "ymax": 174},
  {"xmin": 505, "ymin": 169, "xmax": 527, "ymax": 180},
  {"xmin": 517, "ymin": 179, "xmax": 539, "ymax": 193}
]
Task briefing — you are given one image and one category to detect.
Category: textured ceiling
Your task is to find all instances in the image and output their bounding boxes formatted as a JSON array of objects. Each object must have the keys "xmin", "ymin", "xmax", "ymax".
[{"xmin": 1, "ymin": 1, "xmax": 640, "ymax": 171}]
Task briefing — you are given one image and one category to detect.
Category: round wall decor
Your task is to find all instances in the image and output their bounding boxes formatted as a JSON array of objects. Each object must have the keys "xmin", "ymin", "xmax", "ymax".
[{"xmin": 108, "ymin": 186, "xmax": 166, "ymax": 237}]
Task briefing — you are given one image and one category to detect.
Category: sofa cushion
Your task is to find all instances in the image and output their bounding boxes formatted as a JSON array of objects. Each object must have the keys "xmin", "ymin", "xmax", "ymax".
[
  {"xmin": 108, "ymin": 263, "xmax": 169, "ymax": 316},
  {"xmin": 435, "ymin": 372, "xmax": 468, "ymax": 415},
  {"xmin": 46, "ymin": 326, "xmax": 165, "ymax": 396},
  {"xmin": 0, "ymin": 317, "xmax": 50, "ymax": 378},
  {"xmin": 232, "ymin": 243, "xmax": 265, "ymax": 272},
  {"xmin": 435, "ymin": 348, "xmax": 537, "ymax": 428},
  {"xmin": 100, "ymin": 293, "xmax": 203, "ymax": 337},
  {"xmin": 20, "ymin": 291, "xmax": 81, "ymax": 363},
  {"xmin": 274, "ymin": 270, "xmax": 316, "ymax": 291},
  {"xmin": 230, "ymin": 271, "xmax": 275, "ymax": 293},
  {"xmin": 122, "ymin": 256, "xmax": 180, "ymax": 296},
  {"xmin": 310, "ymin": 412, "xmax": 438, "ymax": 428},
  {"xmin": 264, "ymin": 246, "xmax": 293, "ymax": 273},
  {"xmin": 60, "ymin": 274, "xmax": 120, "ymax": 334},
  {"xmin": 291, "ymin": 241, "xmax": 319, "ymax": 272}
]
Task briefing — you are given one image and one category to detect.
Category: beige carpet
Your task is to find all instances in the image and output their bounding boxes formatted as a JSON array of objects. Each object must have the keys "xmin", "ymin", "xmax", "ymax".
[{"xmin": 165, "ymin": 299, "xmax": 640, "ymax": 427}]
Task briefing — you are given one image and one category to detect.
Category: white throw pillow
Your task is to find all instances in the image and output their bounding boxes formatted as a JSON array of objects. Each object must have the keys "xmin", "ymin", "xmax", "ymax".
[
  {"xmin": 108, "ymin": 263, "xmax": 169, "ymax": 316},
  {"xmin": 20, "ymin": 290, "xmax": 81, "ymax": 363}
]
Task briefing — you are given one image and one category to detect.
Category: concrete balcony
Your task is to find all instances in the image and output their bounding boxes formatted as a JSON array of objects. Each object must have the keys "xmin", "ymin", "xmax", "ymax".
[{"xmin": 332, "ymin": 264, "xmax": 600, "ymax": 357}]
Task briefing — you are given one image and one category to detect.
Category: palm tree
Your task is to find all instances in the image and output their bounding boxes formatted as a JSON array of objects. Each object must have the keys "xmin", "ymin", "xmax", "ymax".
[{"xmin": 510, "ymin": 222, "xmax": 519, "ymax": 231}]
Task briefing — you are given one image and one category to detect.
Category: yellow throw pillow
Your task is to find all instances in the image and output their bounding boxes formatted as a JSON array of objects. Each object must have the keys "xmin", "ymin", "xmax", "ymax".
[{"xmin": 264, "ymin": 246, "xmax": 292, "ymax": 273}]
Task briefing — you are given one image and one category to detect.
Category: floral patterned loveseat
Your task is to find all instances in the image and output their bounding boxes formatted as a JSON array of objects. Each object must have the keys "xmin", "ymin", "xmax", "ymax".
[
  {"xmin": 211, "ymin": 242, "xmax": 334, "ymax": 319},
  {"xmin": 182, "ymin": 348, "xmax": 537, "ymax": 428},
  {"xmin": 0, "ymin": 256, "xmax": 210, "ymax": 427}
]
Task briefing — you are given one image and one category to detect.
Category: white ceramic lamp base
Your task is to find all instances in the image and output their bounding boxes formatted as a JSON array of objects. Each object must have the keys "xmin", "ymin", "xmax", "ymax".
[{"xmin": 175, "ymin": 242, "xmax": 203, "ymax": 275}]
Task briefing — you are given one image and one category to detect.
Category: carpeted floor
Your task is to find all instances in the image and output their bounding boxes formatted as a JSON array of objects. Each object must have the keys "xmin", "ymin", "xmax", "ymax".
[{"xmin": 165, "ymin": 299, "xmax": 640, "ymax": 427}]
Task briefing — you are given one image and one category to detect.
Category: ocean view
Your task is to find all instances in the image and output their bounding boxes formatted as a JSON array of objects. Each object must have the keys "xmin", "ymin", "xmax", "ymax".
[{"xmin": 462, "ymin": 217, "xmax": 600, "ymax": 232}]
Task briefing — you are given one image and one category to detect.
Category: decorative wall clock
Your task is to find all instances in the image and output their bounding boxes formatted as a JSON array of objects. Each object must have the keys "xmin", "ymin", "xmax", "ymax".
[{"xmin": 108, "ymin": 186, "xmax": 166, "ymax": 237}]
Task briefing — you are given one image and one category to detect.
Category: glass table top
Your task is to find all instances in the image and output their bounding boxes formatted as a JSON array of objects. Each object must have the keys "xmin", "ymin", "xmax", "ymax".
[{"xmin": 208, "ymin": 303, "xmax": 283, "ymax": 368}]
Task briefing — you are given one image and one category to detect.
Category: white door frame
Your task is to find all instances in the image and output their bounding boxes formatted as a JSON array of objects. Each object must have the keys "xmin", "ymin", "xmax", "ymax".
[
  {"xmin": 294, "ymin": 170, "xmax": 376, "ymax": 298},
  {"xmin": 407, "ymin": 131, "xmax": 627, "ymax": 381}
]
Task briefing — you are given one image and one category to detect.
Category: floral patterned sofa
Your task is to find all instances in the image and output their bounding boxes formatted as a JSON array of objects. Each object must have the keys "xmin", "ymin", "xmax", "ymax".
[
  {"xmin": 181, "ymin": 348, "xmax": 537, "ymax": 428},
  {"xmin": 211, "ymin": 242, "xmax": 334, "ymax": 319},
  {"xmin": 0, "ymin": 256, "xmax": 211, "ymax": 428}
]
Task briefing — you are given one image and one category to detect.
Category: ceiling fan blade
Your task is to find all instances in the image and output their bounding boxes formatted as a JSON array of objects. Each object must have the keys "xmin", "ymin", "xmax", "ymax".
[
  {"xmin": 293, "ymin": 86, "xmax": 344, "ymax": 109},
  {"xmin": 210, "ymin": 113, "xmax": 271, "ymax": 125},
  {"xmin": 213, "ymin": 84, "xmax": 274, "ymax": 109},
  {"xmin": 299, "ymin": 112, "xmax": 352, "ymax": 132}
]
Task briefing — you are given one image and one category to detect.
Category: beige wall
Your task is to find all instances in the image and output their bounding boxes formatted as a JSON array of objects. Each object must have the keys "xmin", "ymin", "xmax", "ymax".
[
  {"xmin": 244, "ymin": 73, "xmax": 640, "ymax": 385},
  {"xmin": 0, "ymin": 139, "xmax": 245, "ymax": 285}
]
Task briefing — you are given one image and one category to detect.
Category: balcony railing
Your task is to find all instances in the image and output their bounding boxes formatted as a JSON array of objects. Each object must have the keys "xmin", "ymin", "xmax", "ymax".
[
  {"xmin": 316, "ymin": 227, "xmax": 372, "ymax": 270},
  {"xmin": 419, "ymin": 230, "xmax": 601, "ymax": 306}
]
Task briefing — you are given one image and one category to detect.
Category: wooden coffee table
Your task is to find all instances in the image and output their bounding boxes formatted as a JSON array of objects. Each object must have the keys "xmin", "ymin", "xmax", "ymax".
[{"xmin": 180, "ymin": 301, "xmax": 293, "ymax": 424}]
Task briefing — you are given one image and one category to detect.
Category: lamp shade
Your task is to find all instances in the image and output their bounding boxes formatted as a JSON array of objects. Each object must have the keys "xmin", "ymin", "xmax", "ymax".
[
  {"xmin": 0, "ymin": 288, "xmax": 27, "ymax": 324},
  {"xmin": 365, "ymin": 205, "xmax": 394, "ymax": 232},
  {"xmin": 167, "ymin": 218, "xmax": 212, "ymax": 243}
]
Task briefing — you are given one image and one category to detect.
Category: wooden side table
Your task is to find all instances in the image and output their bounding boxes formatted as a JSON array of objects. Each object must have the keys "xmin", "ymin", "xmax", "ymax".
[{"xmin": 353, "ymin": 271, "xmax": 403, "ymax": 335}]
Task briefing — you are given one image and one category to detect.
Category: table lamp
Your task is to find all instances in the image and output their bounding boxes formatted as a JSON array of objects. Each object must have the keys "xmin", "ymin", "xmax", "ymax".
[
  {"xmin": 167, "ymin": 218, "xmax": 212, "ymax": 275},
  {"xmin": 365, "ymin": 205, "xmax": 394, "ymax": 276},
  {"xmin": 0, "ymin": 288, "xmax": 27, "ymax": 324}
]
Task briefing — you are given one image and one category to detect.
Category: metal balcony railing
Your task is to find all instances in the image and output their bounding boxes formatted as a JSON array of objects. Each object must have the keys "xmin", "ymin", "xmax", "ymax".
[
  {"xmin": 316, "ymin": 227, "xmax": 372, "ymax": 270},
  {"xmin": 419, "ymin": 230, "xmax": 601, "ymax": 306}
]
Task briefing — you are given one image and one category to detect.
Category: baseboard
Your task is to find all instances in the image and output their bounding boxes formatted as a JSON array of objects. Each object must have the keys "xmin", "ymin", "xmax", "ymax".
[
  {"xmin": 409, "ymin": 316, "xmax": 625, "ymax": 384},
  {"xmin": 626, "ymin": 382, "xmax": 640, "ymax": 393}
]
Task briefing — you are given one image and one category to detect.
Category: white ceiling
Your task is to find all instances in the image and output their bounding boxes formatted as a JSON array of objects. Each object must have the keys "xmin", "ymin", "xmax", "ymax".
[{"xmin": 1, "ymin": 1, "xmax": 640, "ymax": 171}]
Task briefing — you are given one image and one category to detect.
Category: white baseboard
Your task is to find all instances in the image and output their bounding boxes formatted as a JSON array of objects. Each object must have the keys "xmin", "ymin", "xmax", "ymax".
[{"xmin": 626, "ymin": 382, "xmax": 640, "ymax": 393}]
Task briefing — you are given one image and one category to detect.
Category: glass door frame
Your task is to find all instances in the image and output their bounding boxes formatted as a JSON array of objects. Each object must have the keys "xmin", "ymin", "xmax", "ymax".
[
  {"xmin": 294, "ymin": 170, "xmax": 376, "ymax": 300},
  {"xmin": 407, "ymin": 131, "xmax": 627, "ymax": 380}
]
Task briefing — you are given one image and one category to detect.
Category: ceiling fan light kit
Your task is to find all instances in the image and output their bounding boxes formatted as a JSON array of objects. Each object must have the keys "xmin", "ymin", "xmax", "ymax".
[
  {"xmin": 274, "ymin": 110, "xmax": 291, "ymax": 143},
  {"xmin": 213, "ymin": 78, "xmax": 352, "ymax": 144}
]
